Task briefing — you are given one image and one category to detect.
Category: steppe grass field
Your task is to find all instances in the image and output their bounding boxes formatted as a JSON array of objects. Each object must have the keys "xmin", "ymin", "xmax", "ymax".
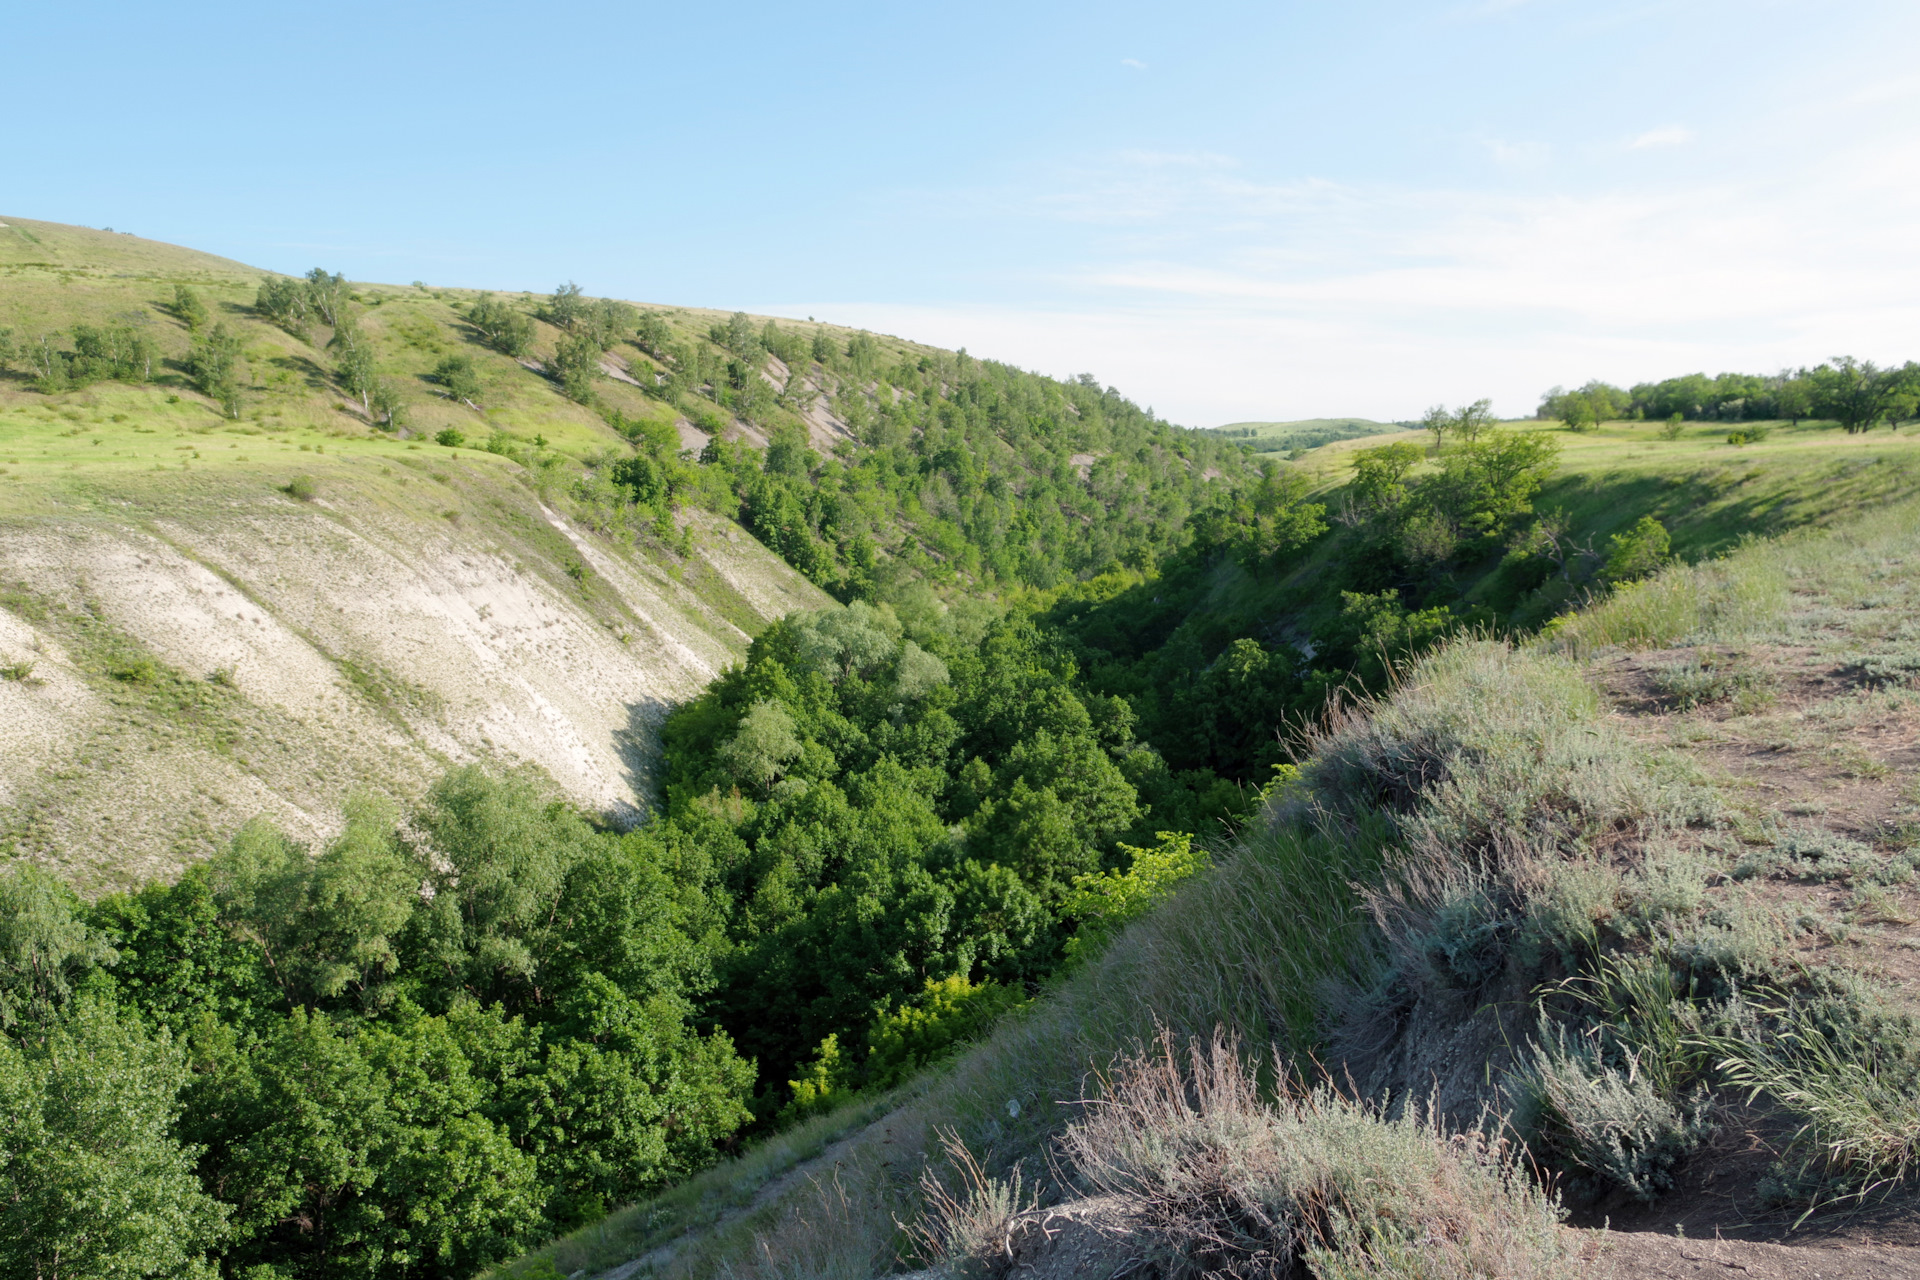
[{"xmin": 1296, "ymin": 415, "xmax": 1920, "ymax": 560}]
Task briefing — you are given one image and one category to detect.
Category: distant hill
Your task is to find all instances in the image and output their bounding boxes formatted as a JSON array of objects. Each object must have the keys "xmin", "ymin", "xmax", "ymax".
[{"xmin": 1201, "ymin": 416, "xmax": 1408, "ymax": 454}]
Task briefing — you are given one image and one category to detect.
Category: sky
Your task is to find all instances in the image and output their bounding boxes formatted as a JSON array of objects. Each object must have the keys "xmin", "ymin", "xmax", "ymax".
[{"xmin": 7, "ymin": 0, "xmax": 1920, "ymax": 426}]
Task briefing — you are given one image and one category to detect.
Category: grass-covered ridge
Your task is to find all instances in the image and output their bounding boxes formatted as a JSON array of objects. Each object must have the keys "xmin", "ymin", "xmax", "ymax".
[{"xmin": 0, "ymin": 215, "xmax": 1254, "ymax": 603}]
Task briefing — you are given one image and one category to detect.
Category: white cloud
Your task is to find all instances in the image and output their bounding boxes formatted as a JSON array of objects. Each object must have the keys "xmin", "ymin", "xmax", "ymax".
[
  {"xmin": 1480, "ymin": 136, "xmax": 1552, "ymax": 166},
  {"xmin": 1120, "ymin": 58, "xmax": 1147, "ymax": 70},
  {"xmin": 1626, "ymin": 125, "xmax": 1695, "ymax": 149},
  {"xmin": 763, "ymin": 119, "xmax": 1920, "ymax": 426},
  {"xmin": 1848, "ymin": 76, "xmax": 1920, "ymax": 106}
]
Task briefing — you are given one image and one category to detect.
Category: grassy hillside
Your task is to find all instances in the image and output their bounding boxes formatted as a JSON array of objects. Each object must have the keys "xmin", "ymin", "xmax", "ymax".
[
  {"xmin": 0, "ymin": 217, "xmax": 849, "ymax": 882},
  {"xmin": 516, "ymin": 493, "xmax": 1920, "ymax": 1279},
  {"xmin": 0, "ymin": 216, "xmax": 1255, "ymax": 885},
  {"xmin": 1201, "ymin": 416, "xmax": 1404, "ymax": 455}
]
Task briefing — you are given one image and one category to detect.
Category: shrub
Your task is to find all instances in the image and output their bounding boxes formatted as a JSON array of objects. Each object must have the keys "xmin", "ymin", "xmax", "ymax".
[
  {"xmin": 435, "ymin": 428, "xmax": 465, "ymax": 448},
  {"xmin": 1514, "ymin": 1024, "xmax": 1709, "ymax": 1203},
  {"xmin": 282, "ymin": 475, "xmax": 317, "ymax": 501},
  {"xmin": 1735, "ymin": 826, "xmax": 1877, "ymax": 884},
  {"xmin": 1053, "ymin": 1030, "xmax": 1575, "ymax": 1279},
  {"xmin": 1648, "ymin": 651, "xmax": 1769, "ymax": 710},
  {"xmin": 0, "ymin": 660, "xmax": 35, "ymax": 683},
  {"xmin": 109, "ymin": 657, "xmax": 159, "ymax": 684},
  {"xmin": 1599, "ymin": 515, "xmax": 1670, "ymax": 585},
  {"xmin": 1850, "ymin": 647, "xmax": 1920, "ymax": 689},
  {"xmin": 901, "ymin": 1129, "xmax": 1036, "ymax": 1274}
]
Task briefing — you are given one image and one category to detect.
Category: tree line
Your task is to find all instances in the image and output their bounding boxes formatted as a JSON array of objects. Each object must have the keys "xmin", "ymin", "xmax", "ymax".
[{"xmin": 1540, "ymin": 356, "xmax": 1920, "ymax": 433}]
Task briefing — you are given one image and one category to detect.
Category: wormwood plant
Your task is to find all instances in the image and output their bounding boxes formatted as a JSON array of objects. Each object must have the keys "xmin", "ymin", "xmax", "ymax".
[
  {"xmin": 1512, "ymin": 1014, "xmax": 1711, "ymax": 1203},
  {"xmin": 1649, "ymin": 651, "xmax": 1772, "ymax": 711},
  {"xmin": 1047, "ymin": 1029, "xmax": 1576, "ymax": 1280},
  {"xmin": 899, "ymin": 1128, "xmax": 1036, "ymax": 1275}
]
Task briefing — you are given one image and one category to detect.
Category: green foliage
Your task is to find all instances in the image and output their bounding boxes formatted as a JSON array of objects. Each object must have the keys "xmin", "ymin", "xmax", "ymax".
[
  {"xmin": 1599, "ymin": 514, "xmax": 1670, "ymax": 584},
  {"xmin": 255, "ymin": 274, "xmax": 310, "ymax": 336},
  {"xmin": 634, "ymin": 310, "xmax": 672, "ymax": 357},
  {"xmin": 207, "ymin": 797, "xmax": 417, "ymax": 1007},
  {"xmin": 304, "ymin": 268, "xmax": 347, "ymax": 328},
  {"xmin": 2, "ymin": 770, "xmax": 756, "ymax": 1277},
  {"xmin": 550, "ymin": 332, "xmax": 603, "ymax": 404},
  {"xmin": 1348, "ymin": 440, "xmax": 1424, "ymax": 511},
  {"xmin": 1543, "ymin": 359, "xmax": 1920, "ymax": 430},
  {"xmin": 1062, "ymin": 831, "xmax": 1208, "ymax": 962},
  {"xmin": 0, "ymin": 999, "xmax": 229, "ymax": 1280},
  {"xmin": 330, "ymin": 315, "xmax": 375, "ymax": 410},
  {"xmin": 583, "ymin": 297, "xmax": 636, "ymax": 351},
  {"xmin": 3, "ymin": 321, "xmax": 157, "ymax": 393},
  {"xmin": 1806, "ymin": 356, "xmax": 1920, "ymax": 433},
  {"xmin": 434, "ymin": 352, "xmax": 483, "ymax": 403},
  {"xmin": 677, "ymin": 353, "xmax": 1250, "ymax": 599},
  {"xmin": 1539, "ymin": 381, "xmax": 1630, "ymax": 430},
  {"xmin": 716, "ymin": 699, "xmax": 802, "ymax": 792},
  {"xmin": 785, "ymin": 975, "xmax": 1028, "ymax": 1121},
  {"xmin": 368, "ymin": 377, "xmax": 407, "ymax": 430},
  {"xmin": 655, "ymin": 602, "xmax": 1149, "ymax": 1091},
  {"xmin": 185, "ymin": 322, "xmax": 245, "ymax": 417},
  {"xmin": 710, "ymin": 311, "xmax": 763, "ymax": 363},
  {"xmin": 185, "ymin": 1004, "xmax": 545, "ymax": 1276},
  {"xmin": 171, "ymin": 283, "xmax": 209, "ymax": 332},
  {"xmin": 466, "ymin": 293, "xmax": 537, "ymax": 357},
  {"xmin": 70, "ymin": 321, "xmax": 157, "ymax": 383},
  {"xmin": 0, "ymin": 866, "xmax": 116, "ymax": 1030},
  {"xmin": 545, "ymin": 280, "xmax": 586, "ymax": 331},
  {"xmin": 1324, "ymin": 590, "xmax": 1459, "ymax": 689}
]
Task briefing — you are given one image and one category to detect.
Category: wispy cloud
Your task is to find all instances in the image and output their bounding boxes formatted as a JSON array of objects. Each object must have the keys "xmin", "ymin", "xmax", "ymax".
[
  {"xmin": 1120, "ymin": 58, "xmax": 1147, "ymax": 70},
  {"xmin": 1626, "ymin": 125, "xmax": 1694, "ymax": 149},
  {"xmin": 1480, "ymin": 136, "xmax": 1551, "ymax": 166},
  {"xmin": 776, "ymin": 129, "xmax": 1920, "ymax": 425}
]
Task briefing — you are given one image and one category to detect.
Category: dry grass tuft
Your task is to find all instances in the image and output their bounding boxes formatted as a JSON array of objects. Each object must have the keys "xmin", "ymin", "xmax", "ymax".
[{"xmin": 1053, "ymin": 1029, "xmax": 1576, "ymax": 1280}]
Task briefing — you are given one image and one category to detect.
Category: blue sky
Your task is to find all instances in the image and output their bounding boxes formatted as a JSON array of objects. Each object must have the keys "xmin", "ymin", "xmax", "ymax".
[{"xmin": 8, "ymin": 0, "xmax": 1920, "ymax": 425}]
